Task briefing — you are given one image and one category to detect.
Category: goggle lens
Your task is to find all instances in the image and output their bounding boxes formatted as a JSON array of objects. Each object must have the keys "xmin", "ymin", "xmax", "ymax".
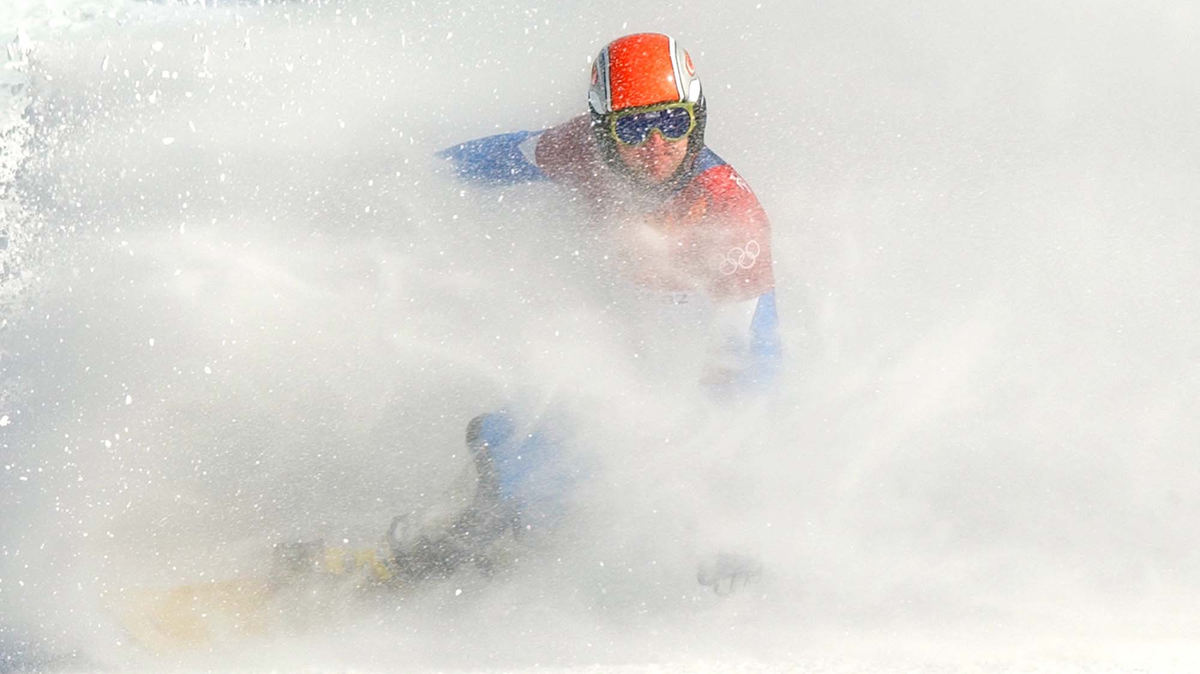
[{"xmin": 611, "ymin": 105, "xmax": 695, "ymax": 145}]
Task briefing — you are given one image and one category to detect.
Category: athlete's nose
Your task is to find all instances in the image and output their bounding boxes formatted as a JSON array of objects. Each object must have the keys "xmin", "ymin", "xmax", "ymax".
[{"xmin": 644, "ymin": 128, "xmax": 668, "ymax": 148}]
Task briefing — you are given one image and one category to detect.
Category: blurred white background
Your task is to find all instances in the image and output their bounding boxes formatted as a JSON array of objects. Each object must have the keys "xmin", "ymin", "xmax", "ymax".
[{"xmin": 1, "ymin": 1, "xmax": 1197, "ymax": 671}]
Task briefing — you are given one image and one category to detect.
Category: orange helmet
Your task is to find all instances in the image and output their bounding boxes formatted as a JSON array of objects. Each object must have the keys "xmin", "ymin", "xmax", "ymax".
[
  {"xmin": 588, "ymin": 33, "xmax": 702, "ymax": 115},
  {"xmin": 587, "ymin": 33, "xmax": 708, "ymax": 183}
]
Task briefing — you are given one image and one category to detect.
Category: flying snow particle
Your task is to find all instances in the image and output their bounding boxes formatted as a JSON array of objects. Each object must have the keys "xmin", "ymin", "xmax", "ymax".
[
  {"xmin": 162, "ymin": 137, "xmax": 175, "ymax": 145},
  {"xmin": 125, "ymin": 395, "xmax": 133, "ymax": 405},
  {"xmin": 0, "ymin": 416, "xmax": 9, "ymax": 427}
]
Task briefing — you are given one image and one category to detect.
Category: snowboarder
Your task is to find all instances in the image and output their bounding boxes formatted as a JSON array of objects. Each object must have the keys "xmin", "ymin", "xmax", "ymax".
[
  {"xmin": 391, "ymin": 33, "xmax": 779, "ymax": 589},
  {"xmin": 120, "ymin": 34, "xmax": 780, "ymax": 651}
]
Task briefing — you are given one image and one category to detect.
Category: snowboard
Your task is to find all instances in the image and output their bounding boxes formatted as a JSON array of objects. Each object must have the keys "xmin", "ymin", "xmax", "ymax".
[{"xmin": 115, "ymin": 539, "xmax": 399, "ymax": 651}]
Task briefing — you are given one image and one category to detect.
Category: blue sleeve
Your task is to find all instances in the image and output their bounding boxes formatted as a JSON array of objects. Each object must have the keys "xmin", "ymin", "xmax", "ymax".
[
  {"xmin": 702, "ymin": 290, "xmax": 782, "ymax": 399},
  {"xmin": 438, "ymin": 130, "xmax": 549, "ymax": 185},
  {"xmin": 744, "ymin": 290, "xmax": 782, "ymax": 392}
]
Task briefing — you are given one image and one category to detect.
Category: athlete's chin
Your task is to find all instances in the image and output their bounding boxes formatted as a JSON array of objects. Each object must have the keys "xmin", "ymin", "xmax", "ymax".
[{"xmin": 632, "ymin": 163, "xmax": 680, "ymax": 184}]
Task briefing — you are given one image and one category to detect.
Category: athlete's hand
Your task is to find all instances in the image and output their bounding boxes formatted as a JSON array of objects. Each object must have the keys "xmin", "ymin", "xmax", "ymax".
[{"xmin": 697, "ymin": 551, "xmax": 762, "ymax": 594}]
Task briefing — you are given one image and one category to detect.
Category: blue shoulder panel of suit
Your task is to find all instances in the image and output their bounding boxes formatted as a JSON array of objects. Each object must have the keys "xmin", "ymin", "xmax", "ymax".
[
  {"xmin": 438, "ymin": 130, "xmax": 548, "ymax": 185},
  {"xmin": 692, "ymin": 147, "xmax": 727, "ymax": 173}
]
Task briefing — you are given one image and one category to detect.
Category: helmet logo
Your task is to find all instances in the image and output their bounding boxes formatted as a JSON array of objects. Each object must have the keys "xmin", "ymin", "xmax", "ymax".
[
  {"xmin": 590, "ymin": 63, "xmax": 599, "ymax": 86},
  {"xmin": 684, "ymin": 51, "xmax": 695, "ymax": 77}
]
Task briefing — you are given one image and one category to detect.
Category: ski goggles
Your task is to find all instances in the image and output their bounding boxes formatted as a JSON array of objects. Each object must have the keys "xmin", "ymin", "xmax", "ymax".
[{"xmin": 608, "ymin": 102, "xmax": 697, "ymax": 146}]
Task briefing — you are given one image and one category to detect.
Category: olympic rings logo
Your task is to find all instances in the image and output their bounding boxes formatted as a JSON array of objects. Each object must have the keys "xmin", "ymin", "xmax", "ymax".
[{"xmin": 718, "ymin": 240, "xmax": 760, "ymax": 276}]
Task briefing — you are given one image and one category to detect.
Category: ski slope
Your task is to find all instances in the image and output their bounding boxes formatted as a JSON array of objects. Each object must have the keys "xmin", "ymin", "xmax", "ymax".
[{"xmin": 2, "ymin": 1, "xmax": 1199, "ymax": 672}]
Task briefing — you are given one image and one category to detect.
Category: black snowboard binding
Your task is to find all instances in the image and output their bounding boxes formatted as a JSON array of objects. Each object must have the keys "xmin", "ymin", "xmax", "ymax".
[{"xmin": 385, "ymin": 414, "xmax": 519, "ymax": 583}]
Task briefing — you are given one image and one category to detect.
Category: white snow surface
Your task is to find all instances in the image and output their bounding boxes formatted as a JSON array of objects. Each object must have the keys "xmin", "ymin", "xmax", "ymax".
[{"xmin": 1, "ymin": 1, "xmax": 1199, "ymax": 672}]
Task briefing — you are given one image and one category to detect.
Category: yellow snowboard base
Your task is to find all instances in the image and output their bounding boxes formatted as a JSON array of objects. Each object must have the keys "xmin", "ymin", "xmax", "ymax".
[{"xmin": 117, "ymin": 544, "xmax": 397, "ymax": 652}]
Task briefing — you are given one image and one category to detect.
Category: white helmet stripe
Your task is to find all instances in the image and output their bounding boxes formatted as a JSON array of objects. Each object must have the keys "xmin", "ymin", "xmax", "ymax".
[
  {"xmin": 667, "ymin": 35, "xmax": 686, "ymax": 101},
  {"xmin": 601, "ymin": 46, "xmax": 613, "ymax": 113},
  {"xmin": 588, "ymin": 46, "xmax": 612, "ymax": 114},
  {"xmin": 601, "ymin": 46, "xmax": 612, "ymax": 113}
]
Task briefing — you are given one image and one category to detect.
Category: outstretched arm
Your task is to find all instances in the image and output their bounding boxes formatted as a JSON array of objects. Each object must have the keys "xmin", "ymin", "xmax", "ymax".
[
  {"xmin": 440, "ymin": 115, "xmax": 594, "ymax": 188},
  {"xmin": 438, "ymin": 130, "xmax": 548, "ymax": 185}
]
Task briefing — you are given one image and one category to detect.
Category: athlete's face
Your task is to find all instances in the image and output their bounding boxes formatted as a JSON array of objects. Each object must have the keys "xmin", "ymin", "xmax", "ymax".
[{"xmin": 615, "ymin": 129, "xmax": 689, "ymax": 184}]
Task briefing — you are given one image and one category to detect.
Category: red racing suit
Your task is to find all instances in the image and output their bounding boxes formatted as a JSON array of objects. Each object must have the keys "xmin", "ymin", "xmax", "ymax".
[
  {"xmin": 441, "ymin": 115, "xmax": 781, "ymax": 393},
  {"xmin": 533, "ymin": 115, "xmax": 775, "ymax": 306}
]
